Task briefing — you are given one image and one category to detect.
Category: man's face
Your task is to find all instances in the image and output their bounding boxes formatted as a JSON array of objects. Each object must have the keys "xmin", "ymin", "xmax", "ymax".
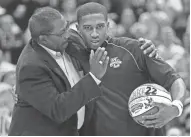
[
  {"xmin": 43, "ymin": 16, "xmax": 70, "ymax": 52},
  {"xmin": 77, "ymin": 13, "xmax": 109, "ymax": 50}
]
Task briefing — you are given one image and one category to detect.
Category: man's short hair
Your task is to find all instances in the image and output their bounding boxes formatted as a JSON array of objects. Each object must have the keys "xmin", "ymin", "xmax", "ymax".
[
  {"xmin": 28, "ymin": 7, "xmax": 61, "ymax": 39},
  {"xmin": 77, "ymin": 2, "xmax": 108, "ymax": 23}
]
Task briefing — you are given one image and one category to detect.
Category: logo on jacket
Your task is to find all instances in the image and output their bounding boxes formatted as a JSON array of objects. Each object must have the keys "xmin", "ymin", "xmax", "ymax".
[{"xmin": 110, "ymin": 57, "xmax": 122, "ymax": 68}]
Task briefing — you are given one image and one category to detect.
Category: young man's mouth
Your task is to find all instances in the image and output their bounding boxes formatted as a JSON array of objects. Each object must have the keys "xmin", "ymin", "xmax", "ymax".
[{"xmin": 91, "ymin": 40, "xmax": 99, "ymax": 45}]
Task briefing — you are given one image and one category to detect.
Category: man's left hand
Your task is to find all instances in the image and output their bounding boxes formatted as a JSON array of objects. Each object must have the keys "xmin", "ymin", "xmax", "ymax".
[
  {"xmin": 138, "ymin": 38, "xmax": 158, "ymax": 58},
  {"xmin": 141, "ymin": 102, "xmax": 179, "ymax": 128}
]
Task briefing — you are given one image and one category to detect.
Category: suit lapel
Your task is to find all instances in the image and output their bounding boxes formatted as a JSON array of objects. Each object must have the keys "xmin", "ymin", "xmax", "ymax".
[{"xmin": 30, "ymin": 40, "xmax": 71, "ymax": 89}]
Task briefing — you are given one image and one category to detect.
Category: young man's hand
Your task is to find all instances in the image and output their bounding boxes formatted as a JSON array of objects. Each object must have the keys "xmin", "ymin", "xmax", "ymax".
[
  {"xmin": 140, "ymin": 102, "xmax": 178, "ymax": 128},
  {"xmin": 138, "ymin": 38, "xmax": 159, "ymax": 58}
]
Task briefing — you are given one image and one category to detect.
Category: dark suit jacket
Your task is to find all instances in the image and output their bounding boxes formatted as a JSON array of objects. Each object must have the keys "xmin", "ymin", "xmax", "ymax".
[{"xmin": 8, "ymin": 40, "xmax": 102, "ymax": 136}]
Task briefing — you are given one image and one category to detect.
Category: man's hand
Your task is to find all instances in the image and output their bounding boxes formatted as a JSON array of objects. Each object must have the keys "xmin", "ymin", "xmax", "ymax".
[
  {"xmin": 141, "ymin": 102, "xmax": 179, "ymax": 128},
  {"xmin": 89, "ymin": 47, "xmax": 109, "ymax": 80},
  {"xmin": 138, "ymin": 38, "xmax": 158, "ymax": 58}
]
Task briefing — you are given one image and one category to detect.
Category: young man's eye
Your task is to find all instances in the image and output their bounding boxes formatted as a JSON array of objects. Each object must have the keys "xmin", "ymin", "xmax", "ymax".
[
  {"xmin": 84, "ymin": 26, "xmax": 92, "ymax": 31},
  {"xmin": 97, "ymin": 24, "xmax": 105, "ymax": 29}
]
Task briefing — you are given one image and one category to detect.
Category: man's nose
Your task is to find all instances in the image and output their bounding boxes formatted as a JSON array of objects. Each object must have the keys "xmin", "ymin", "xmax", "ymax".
[{"xmin": 91, "ymin": 28, "xmax": 99, "ymax": 38}]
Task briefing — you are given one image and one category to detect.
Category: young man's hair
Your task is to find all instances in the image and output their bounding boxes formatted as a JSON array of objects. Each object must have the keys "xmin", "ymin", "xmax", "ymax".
[
  {"xmin": 28, "ymin": 7, "xmax": 61, "ymax": 39},
  {"xmin": 76, "ymin": 2, "xmax": 108, "ymax": 23}
]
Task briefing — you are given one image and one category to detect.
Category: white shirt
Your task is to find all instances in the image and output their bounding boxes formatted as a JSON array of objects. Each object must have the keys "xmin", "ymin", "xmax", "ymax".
[{"xmin": 40, "ymin": 44, "xmax": 100, "ymax": 129}]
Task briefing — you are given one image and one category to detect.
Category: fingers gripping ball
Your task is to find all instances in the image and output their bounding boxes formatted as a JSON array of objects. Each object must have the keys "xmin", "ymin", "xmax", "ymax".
[{"xmin": 128, "ymin": 83, "xmax": 172, "ymax": 127}]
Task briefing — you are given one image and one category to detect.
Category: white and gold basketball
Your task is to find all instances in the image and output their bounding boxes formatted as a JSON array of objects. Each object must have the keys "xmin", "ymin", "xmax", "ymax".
[{"xmin": 128, "ymin": 83, "xmax": 172, "ymax": 126}]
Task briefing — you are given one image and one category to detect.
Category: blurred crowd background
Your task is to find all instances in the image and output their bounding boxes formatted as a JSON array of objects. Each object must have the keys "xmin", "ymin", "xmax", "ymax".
[{"xmin": 0, "ymin": 0, "xmax": 190, "ymax": 136}]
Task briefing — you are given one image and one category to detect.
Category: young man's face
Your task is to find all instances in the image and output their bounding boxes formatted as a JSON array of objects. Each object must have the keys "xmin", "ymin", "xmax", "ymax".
[{"xmin": 77, "ymin": 13, "xmax": 109, "ymax": 50}]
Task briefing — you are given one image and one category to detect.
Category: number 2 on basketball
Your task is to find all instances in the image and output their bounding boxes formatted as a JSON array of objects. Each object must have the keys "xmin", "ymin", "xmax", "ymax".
[{"xmin": 145, "ymin": 86, "xmax": 157, "ymax": 95}]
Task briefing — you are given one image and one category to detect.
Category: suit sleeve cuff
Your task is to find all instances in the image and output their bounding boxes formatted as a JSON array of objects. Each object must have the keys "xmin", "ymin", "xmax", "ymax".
[{"xmin": 89, "ymin": 72, "xmax": 101, "ymax": 85}]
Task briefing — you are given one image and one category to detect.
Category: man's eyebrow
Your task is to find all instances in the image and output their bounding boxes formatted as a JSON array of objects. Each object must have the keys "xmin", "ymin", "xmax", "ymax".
[{"xmin": 83, "ymin": 24, "xmax": 92, "ymax": 26}]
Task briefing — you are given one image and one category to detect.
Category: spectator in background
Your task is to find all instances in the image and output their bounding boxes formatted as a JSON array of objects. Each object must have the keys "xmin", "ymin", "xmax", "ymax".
[
  {"xmin": 0, "ymin": 49, "xmax": 16, "ymax": 81},
  {"xmin": 178, "ymin": 15, "xmax": 190, "ymax": 90},
  {"xmin": 59, "ymin": 0, "xmax": 77, "ymax": 24},
  {"xmin": 175, "ymin": 55, "xmax": 190, "ymax": 90},
  {"xmin": 0, "ymin": 14, "xmax": 24, "ymax": 64},
  {"xmin": 130, "ymin": 0, "xmax": 147, "ymax": 21},
  {"xmin": 157, "ymin": 26, "xmax": 185, "ymax": 68},
  {"xmin": 145, "ymin": 0, "xmax": 158, "ymax": 12},
  {"xmin": 0, "ymin": 15, "xmax": 17, "ymax": 62},
  {"xmin": 5, "ymin": 0, "xmax": 50, "ymax": 32},
  {"xmin": 0, "ymin": 83, "xmax": 15, "ymax": 136},
  {"xmin": 105, "ymin": 0, "xmax": 123, "ymax": 23},
  {"xmin": 116, "ymin": 8, "xmax": 136, "ymax": 38},
  {"xmin": 172, "ymin": 0, "xmax": 190, "ymax": 42},
  {"xmin": 1, "ymin": 71, "xmax": 16, "ymax": 87},
  {"xmin": 0, "ymin": 83, "xmax": 15, "ymax": 113},
  {"xmin": 129, "ymin": 22, "xmax": 148, "ymax": 39},
  {"xmin": 163, "ymin": 0, "xmax": 183, "ymax": 23},
  {"xmin": 183, "ymin": 15, "xmax": 190, "ymax": 52},
  {"xmin": 138, "ymin": 13, "xmax": 159, "ymax": 42}
]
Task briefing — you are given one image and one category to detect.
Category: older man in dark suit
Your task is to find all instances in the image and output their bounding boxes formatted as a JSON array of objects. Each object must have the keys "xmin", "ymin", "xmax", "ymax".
[{"xmin": 8, "ymin": 7, "xmax": 109, "ymax": 136}]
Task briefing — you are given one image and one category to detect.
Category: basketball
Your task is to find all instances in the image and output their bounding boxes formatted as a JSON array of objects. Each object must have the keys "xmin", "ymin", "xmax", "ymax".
[{"xmin": 128, "ymin": 83, "xmax": 172, "ymax": 126}]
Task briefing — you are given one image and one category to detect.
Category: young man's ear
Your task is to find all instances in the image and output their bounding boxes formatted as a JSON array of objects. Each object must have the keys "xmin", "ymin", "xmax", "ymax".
[
  {"xmin": 107, "ymin": 21, "xmax": 110, "ymax": 28},
  {"xmin": 76, "ymin": 24, "xmax": 83, "ymax": 37},
  {"xmin": 76, "ymin": 24, "xmax": 80, "ymax": 32},
  {"xmin": 106, "ymin": 21, "xmax": 110, "ymax": 35}
]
